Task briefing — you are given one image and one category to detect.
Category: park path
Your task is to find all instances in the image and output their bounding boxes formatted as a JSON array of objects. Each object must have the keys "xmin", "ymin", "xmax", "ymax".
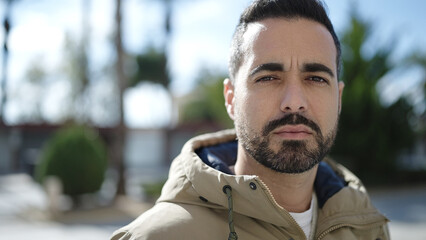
[{"xmin": 1, "ymin": 174, "xmax": 425, "ymax": 240}]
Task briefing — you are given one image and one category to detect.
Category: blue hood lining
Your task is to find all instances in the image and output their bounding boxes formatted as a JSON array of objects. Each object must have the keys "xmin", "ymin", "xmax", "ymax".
[
  {"xmin": 195, "ymin": 141, "xmax": 238, "ymax": 175},
  {"xmin": 195, "ymin": 141, "xmax": 347, "ymax": 208}
]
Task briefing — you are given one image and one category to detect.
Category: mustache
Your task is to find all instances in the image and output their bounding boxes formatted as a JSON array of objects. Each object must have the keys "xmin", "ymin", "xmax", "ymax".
[{"xmin": 262, "ymin": 113, "xmax": 322, "ymax": 137}]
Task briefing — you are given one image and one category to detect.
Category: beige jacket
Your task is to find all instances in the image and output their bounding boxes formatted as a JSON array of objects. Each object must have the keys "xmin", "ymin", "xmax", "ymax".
[{"xmin": 111, "ymin": 130, "xmax": 390, "ymax": 240}]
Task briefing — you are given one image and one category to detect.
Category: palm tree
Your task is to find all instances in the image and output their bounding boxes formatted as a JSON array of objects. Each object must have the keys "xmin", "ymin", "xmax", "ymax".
[
  {"xmin": 331, "ymin": 11, "xmax": 416, "ymax": 184},
  {"xmin": 112, "ymin": 0, "xmax": 127, "ymax": 196}
]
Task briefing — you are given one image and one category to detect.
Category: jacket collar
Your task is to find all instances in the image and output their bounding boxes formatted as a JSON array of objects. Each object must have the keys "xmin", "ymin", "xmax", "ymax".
[
  {"xmin": 195, "ymin": 139, "xmax": 347, "ymax": 208},
  {"xmin": 158, "ymin": 129, "xmax": 387, "ymax": 230}
]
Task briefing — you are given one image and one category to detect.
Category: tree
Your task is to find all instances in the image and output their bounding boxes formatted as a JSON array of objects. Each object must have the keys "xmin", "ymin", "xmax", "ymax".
[
  {"xmin": 179, "ymin": 70, "xmax": 233, "ymax": 129},
  {"xmin": 61, "ymin": 34, "xmax": 90, "ymax": 122},
  {"xmin": 112, "ymin": 0, "xmax": 127, "ymax": 196},
  {"xmin": 129, "ymin": 47, "xmax": 170, "ymax": 88},
  {"xmin": 16, "ymin": 58, "xmax": 47, "ymax": 123},
  {"xmin": 330, "ymin": 12, "xmax": 417, "ymax": 184},
  {"xmin": 36, "ymin": 125, "xmax": 107, "ymax": 206},
  {"xmin": 111, "ymin": 0, "xmax": 174, "ymax": 197},
  {"xmin": 129, "ymin": 0, "xmax": 173, "ymax": 104},
  {"xmin": 6, "ymin": 0, "xmax": 94, "ymax": 125},
  {"xmin": 406, "ymin": 52, "xmax": 426, "ymax": 157},
  {"xmin": 0, "ymin": 0, "xmax": 14, "ymax": 123},
  {"xmin": 407, "ymin": 52, "xmax": 426, "ymax": 127}
]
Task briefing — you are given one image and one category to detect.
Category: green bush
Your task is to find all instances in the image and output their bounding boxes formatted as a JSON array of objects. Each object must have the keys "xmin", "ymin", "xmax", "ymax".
[
  {"xmin": 36, "ymin": 125, "xmax": 107, "ymax": 197},
  {"xmin": 142, "ymin": 180, "xmax": 166, "ymax": 201}
]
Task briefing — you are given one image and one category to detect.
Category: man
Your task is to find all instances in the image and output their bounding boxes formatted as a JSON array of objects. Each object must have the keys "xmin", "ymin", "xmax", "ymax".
[{"xmin": 111, "ymin": 0, "xmax": 390, "ymax": 239}]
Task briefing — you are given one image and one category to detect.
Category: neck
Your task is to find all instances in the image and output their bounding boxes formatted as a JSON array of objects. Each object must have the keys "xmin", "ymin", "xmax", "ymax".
[{"xmin": 233, "ymin": 145, "xmax": 318, "ymax": 213}]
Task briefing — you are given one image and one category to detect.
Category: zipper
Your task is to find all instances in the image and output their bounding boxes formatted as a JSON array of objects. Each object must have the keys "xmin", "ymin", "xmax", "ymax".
[
  {"xmin": 256, "ymin": 177, "xmax": 387, "ymax": 240},
  {"xmin": 316, "ymin": 223, "xmax": 351, "ymax": 240},
  {"xmin": 256, "ymin": 178, "xmax": 307, "ymax": 240}
]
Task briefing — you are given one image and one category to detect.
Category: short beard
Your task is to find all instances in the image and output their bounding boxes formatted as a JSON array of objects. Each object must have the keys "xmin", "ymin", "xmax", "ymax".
[{"xmin": 237, "ymin": 113, "xmax": 338, "ymax": 174}]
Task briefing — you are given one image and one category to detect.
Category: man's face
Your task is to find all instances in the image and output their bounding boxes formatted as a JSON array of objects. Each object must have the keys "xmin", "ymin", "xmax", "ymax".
[{"xmin": 224, "ymin": 18, "xmax": 344, "ymax": 174}]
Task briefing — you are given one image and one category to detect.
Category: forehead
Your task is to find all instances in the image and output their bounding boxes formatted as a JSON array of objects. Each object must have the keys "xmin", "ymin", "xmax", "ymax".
[{"xmin": 237, "ymin": 18, "xmax": 337, "ymax": 79}]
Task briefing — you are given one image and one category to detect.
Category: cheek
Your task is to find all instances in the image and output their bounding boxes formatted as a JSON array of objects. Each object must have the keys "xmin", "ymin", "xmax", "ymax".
[
  {"xmin": 309, "ymin": 93, "xmax": 339, "ymax": 132},
  {"xmin": 234, "ymin": 90, "xmax": 272, "ymax": 130}
]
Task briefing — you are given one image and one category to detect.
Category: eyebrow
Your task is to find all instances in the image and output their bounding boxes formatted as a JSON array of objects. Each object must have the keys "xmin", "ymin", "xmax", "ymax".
[
  {"xmin": 249, "ymin": 62, "xmax": 335, "ymax": 79},
  {"xmin": 249, "ymin": 63, "xmax": 284, "ymax": 77},
  {"xmin": 302, "ymin": 63, "xmax": 334, "ymax": 78}
]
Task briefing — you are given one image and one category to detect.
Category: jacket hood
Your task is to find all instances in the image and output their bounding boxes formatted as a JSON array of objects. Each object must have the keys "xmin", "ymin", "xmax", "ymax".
[{"xmin": 157, "ymin": 129, "xmax": 386, "ymax": 229}]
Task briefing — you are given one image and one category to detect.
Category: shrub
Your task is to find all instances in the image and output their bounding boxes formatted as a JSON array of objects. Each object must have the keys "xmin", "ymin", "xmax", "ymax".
[
  {"xmin": 142, "ymin": 180, "xmax": 166, "ymax": 202},
  {"xmin": 36, "ymin": 125, "xmax": 107, "ymax": 197}
]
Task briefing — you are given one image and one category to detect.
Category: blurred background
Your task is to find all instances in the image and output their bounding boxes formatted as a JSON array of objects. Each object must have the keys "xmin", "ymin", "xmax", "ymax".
[{"xmin": 0, "ymin": 0, "xmax": 425, "ymax": 239}]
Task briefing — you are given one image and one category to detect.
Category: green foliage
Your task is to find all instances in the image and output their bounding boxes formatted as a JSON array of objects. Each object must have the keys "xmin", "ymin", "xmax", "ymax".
[
  {"xmin": 36, "ymin": 125, "xmax": 107, "ymax": 196},
  {"xmin": 129, "ymin": 46, "xmax": 170, "ymax": 88},
  {"xmin": 408, "ymin": 52, "xmax": 426, "ymax": 122},
  {"xmin": 63, "ymin": 34, "xmax": 89, "ymax": 98},
  {"xmin": 331, "ymin": 13, "xmax": 417, "ymax": 184},
  {"xmin": 142, "ymin": 180, "xmax": 166, "ymax": 202},
  {"xmin": 180, "ymin": 70, "xmax": 233, "ymax": 129}
]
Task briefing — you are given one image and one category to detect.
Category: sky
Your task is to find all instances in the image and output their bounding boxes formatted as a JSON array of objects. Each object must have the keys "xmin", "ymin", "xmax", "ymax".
[{"xmin": 0, "ymin": 0, "xmax": 425, "ymax": 128}]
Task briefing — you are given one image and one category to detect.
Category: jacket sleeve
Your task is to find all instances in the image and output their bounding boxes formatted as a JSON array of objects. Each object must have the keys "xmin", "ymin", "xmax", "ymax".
[
  {"xmin": 110, "ymin": 231, "xmax": 132, "ymax": 240},
  {"xmin": 110, "ymin": 230, "xmax": 164, "ymax": 240},
  {"xmin": 109, "ymin": 202, "xmax": 209, "ymax": 240}
]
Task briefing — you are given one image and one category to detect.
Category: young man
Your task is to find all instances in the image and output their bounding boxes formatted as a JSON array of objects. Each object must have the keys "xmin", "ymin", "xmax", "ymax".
[{"xmin": 111, "ymin": 0, "xmax": 390, "ymax": 239}]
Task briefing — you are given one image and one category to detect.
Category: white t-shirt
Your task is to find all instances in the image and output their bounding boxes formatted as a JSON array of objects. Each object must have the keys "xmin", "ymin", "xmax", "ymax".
[{"xmin": 289, "ymin": 196, "xmax": 316, "ymax": 239}]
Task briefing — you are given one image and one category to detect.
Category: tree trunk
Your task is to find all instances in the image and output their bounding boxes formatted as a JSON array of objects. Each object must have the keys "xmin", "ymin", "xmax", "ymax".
[
  {"xmin": 0, "ymin": 0, "xmax": 11, "ymax": 123},
  {"xmin": 113, "ymin": 0, "xmax": 126, "ymax": 197}
]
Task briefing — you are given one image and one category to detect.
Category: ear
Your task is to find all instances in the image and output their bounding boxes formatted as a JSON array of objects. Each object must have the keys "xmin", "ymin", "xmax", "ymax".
[
  {"xmin": 338, "ymin": 81, "xmax": 345, "ymax": 114},
  {"xmin": 223, "ymin": 78, "xmax": 236, "ymax": 120}
]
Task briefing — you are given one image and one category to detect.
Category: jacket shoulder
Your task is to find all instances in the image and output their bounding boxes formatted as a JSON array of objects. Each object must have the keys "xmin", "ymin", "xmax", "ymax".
[
  {"xmin": 317, "ymin": 159, "xmax": 390, "ymax": 239},
  {"xmin": 324, "ymin": 158, "xmax": 363, "ymax": 187},
  {"xmin": 110, "ymin": 202, "xmax": 228, "ymax": 240}
]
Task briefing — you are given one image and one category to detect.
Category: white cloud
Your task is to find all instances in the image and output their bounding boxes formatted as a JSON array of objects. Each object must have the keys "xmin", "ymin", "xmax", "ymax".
[{"xmin": 9, "ymin": 13, "xmax": 64, "ymax": 56}]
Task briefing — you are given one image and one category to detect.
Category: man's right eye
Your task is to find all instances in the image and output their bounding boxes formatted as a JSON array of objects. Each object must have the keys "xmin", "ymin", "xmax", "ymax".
[{"xmin": 255, "ymin": 76, "xmax": 277, "ymax": 83}]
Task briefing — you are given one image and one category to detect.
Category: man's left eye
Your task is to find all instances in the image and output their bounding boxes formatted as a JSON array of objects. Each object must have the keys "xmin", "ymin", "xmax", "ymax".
[{"xmin": 308, "ymin": 76, "xmax": 328, "ymax": 84}]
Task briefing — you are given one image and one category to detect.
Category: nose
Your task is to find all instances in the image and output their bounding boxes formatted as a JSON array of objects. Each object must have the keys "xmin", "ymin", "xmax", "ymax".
[{"xmin": 280, "ymin": 80, "xmax": 308, "ymax": 113}]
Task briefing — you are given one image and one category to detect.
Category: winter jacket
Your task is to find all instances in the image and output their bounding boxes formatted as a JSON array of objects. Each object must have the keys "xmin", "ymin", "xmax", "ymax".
[{"xmin": 111, "ymin": 129, "xmax": 390, "ymax": 240}]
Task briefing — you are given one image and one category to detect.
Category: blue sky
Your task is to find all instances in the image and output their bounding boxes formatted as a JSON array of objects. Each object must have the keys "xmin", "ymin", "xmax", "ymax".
[{"xmin": 0, "ymin": 0, "xmax": 425, "ymax": 127}]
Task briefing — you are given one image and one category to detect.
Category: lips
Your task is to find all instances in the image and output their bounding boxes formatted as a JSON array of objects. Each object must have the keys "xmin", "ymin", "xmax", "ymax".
[
  {"xmin": 273, "ymin": 124, "xmax": 313, "ymax": 139},
  {"xmin": 274, "ymin": 125, "xmax": 312, "ymax": 133}
]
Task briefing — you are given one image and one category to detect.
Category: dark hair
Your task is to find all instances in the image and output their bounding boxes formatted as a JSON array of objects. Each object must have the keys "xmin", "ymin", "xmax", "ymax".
[{"xmin": 229, "ymin": 0, "xmax": 341, "ymax": 81}]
